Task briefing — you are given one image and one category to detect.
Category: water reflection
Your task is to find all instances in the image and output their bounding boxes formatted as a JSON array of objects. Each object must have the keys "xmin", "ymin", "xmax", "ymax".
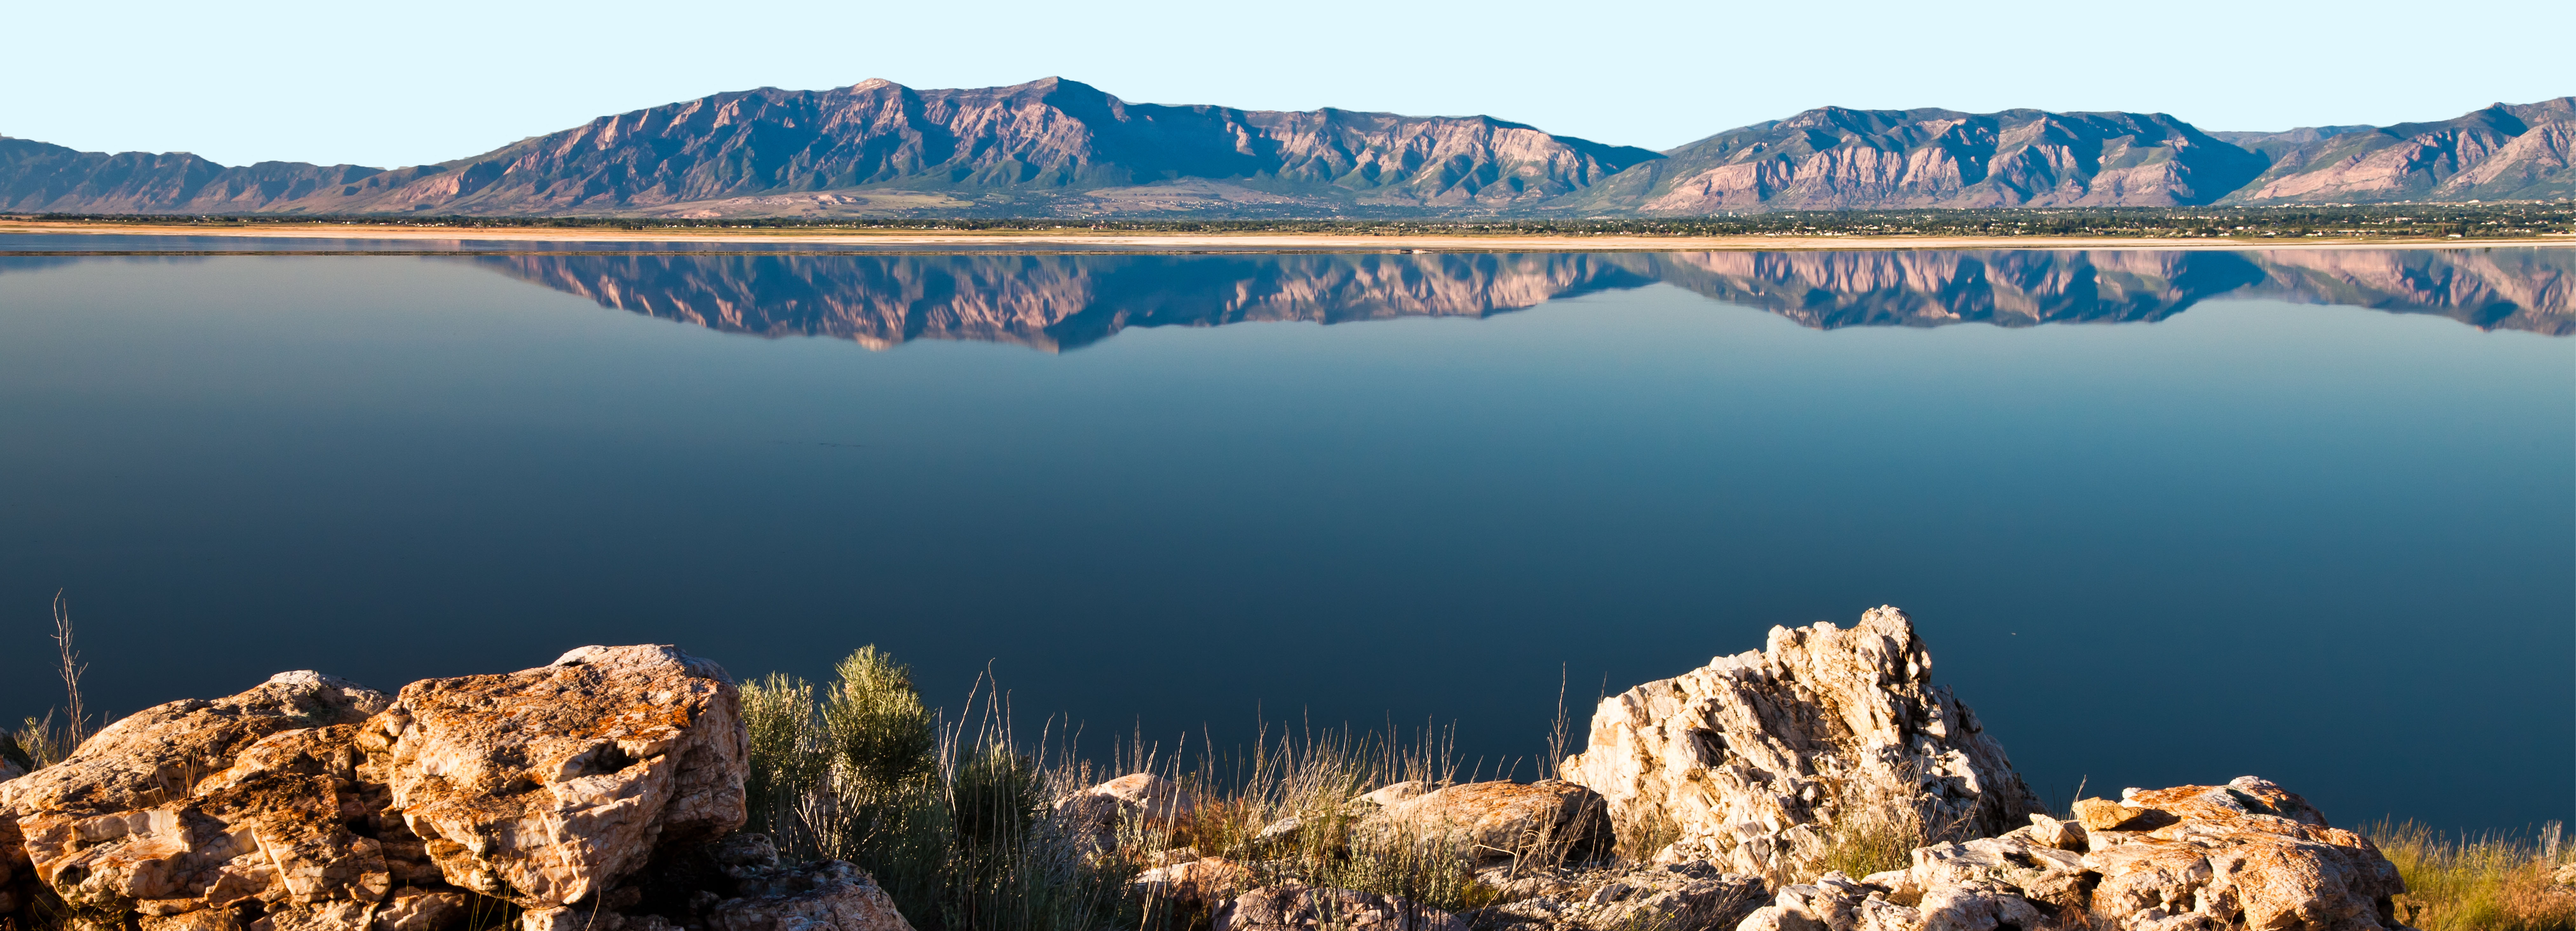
[{"xmin": 472, "ymin": 248, "xmax": 2572, "ymax": 349}]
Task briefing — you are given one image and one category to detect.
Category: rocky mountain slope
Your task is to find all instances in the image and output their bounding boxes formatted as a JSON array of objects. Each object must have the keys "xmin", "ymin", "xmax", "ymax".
[
  {"xmin": 0, "ymin": 78, "xmax": 1656, "ymax": 217},
  {"xmin": 2226, "ymin": 97, "xmax": 2576, "ymax": 204},
  {"xmin": 2, "ymin": 83, "xmax": 2567, "ymax": 216},
  {"xmin": 1562, "ymin": 107, "xmax": 2268, "ymax": 213}
]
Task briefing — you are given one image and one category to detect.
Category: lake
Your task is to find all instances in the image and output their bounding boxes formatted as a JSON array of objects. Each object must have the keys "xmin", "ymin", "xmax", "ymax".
[{"xmin": 0, "ymin": 239, "xmax": 2567, "ymax": 833}]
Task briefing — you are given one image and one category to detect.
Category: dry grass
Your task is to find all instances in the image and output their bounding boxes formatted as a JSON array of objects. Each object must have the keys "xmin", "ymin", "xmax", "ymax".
[
  {"xmin": 2371, "ymin": 821, "xmax": 2575, "ymax": 931},
  {"xmin": 1154, "ymin": 722, "xmax": 1507, "ymax": 913},
  {"xmin": 1781, "ymin": 763, "xmax": 1968, "ymax": 887}
]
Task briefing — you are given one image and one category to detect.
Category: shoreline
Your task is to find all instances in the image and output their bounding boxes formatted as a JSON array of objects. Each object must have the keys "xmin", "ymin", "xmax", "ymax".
[{"xmin": 4, "ymin": 219, "xmax": 2572, "ymax": 253}]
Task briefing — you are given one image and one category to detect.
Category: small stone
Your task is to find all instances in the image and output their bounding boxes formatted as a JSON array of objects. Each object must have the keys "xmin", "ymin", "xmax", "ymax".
[
  {"xmin": 2025, "ymin": 813, "xmax": 2086, "ymax": 850},
  {"xmin": 1358, "ymin": 781, "xmax": 1437, "ymax": 806},
  {"xmin": 2071, "ymin": 797, "xmax": 2144, "ymax": 831}
]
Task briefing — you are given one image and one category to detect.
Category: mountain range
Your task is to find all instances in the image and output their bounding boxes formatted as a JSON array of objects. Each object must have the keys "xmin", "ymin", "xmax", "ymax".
[
  {"xmin": 458, "ymin": 247, "xmax": 2572, "ymax": 350},
  {"xmin": 2, "ymin": 79, "xmax": 2568, "ymax": 218}
]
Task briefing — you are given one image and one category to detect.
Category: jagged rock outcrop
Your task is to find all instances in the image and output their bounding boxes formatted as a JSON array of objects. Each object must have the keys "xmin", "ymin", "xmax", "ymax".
[
  {"xmin": 1473, "ymin": 860, "xmax": 1768, "ymax": 931},
  {"xmin": 0, "ymin": 646, "xmax": 751, "ymax": 931},
  {"xmin": 1731, "ymin": 777, "xmax": 2406, "ymax": 931},
  {"xmin": 1216, "ymin": 886, "xmax": 1466, "ymax": 931},
  {"xmin": 1559, "ymin": 606, "xmax": 2043, "ymax": 880},
  {"xmin": 1356, "ymin": 780, "xmax": 1612, "ymax": 868}
]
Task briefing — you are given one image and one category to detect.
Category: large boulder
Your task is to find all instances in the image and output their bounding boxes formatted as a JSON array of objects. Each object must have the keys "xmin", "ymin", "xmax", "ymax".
[
  {"xmin": 0, "ymin": 672, "xmax": 403, "ymax": 931},
  {"xmin": 1217, "ymin": 886, "xmax": 1466, "ymax": 931},
  {"xmin": 1559, "ymin": 606, "xmax": 2041, "ymax": 879},
  {"xmin": 1731, "ymin": 776, "xmax": 2408, "ymax": 931},
  {"xmin": 0, "ymin": 646, "xmax": 752, "ymax": 931},
  {"xmin": 1357, "ymin": 780, "xmax": 1613, "ymax": 868},
  {"xmin": 367, "ymin": 645, "xmax": 747, "ymax": 909},
  {"xmin": 2079, "ymin": 777, "xmax": 2404, "ymax": 930}
]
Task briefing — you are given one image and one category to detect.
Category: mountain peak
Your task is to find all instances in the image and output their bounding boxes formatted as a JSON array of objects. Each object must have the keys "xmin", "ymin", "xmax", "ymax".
[{"xmin": 0, "ymin": 87, "xmax": 2565, "ymax": 217}]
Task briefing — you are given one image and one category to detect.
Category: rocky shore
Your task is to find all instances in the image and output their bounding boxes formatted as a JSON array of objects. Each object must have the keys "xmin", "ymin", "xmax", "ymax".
[{"xmin": 0, "ymin": 609, "xmax": 2519, "ymax": 931}]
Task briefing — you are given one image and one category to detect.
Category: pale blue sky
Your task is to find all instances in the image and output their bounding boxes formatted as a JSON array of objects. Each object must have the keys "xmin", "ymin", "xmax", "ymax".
[{"xmin": 6, "ymin": 0, "xmax": 2569, "ymax": 170}]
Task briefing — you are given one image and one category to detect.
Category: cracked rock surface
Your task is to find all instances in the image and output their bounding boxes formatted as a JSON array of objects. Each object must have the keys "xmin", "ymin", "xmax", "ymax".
[
  {"xmin": 0, "ymin": 647, "xmax": 750, "ymax": 931},
  {"xmin": 1560, "ymin": 606, "xmax": 2042, "ymax": 879}
]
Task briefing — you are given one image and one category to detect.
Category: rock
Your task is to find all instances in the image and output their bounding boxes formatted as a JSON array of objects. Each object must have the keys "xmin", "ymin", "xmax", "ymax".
[
  {"xmin": 708, "ymin": 860, "xmax": 914, "ymax": 931},
  {"xmin": 373, "ymin": 891, "xmax": 471, "ymax": 931},
  {"xmin": 1472, "ymin": 860, "xmax": 1767, "ymax": 931},
  {"xmin": 1358, "ymin": 781, "xmax": 1439, "ymax": 807},
  {"xmin": 2082, "ymin": 777, "xmax": 2402, "ymax": 930},
  {"xmin": 2556, "ymin": 861, "xmax": 2576, "ymax": 888},
  {"xmin": 369, "ymin": 644, "xmax": 748, "ymax": 909},
  {"xmin": 2022, "ymin": 815, "xmax": 2084, "ymax": 852},
  {"xmin": 0, "ymin": 731, "xmax": 27, "ymax": 781},
  {"xmin": 0, "ymin": 671, "xmax": 398, "ymax": 928},
  {"xmin": 1734, "ymin": 872, "xmax": 1933, "ymax": 931},
  {"xmin": 0, "ymin": 646, "xmax": 755, "ymax": 931},
  {"xmin": 1560, "ymin": 607, "xmax": 2042, "ymax": 880},
  {"xmin": 1066, "ymin": 772, "xmax": 1196, "ymax": 824},
  {"xmin": 1135, "ymin": 856, "xmax": 1249, "ymax": 906},
  {"xmin": 1251, "ymin": 815, "xmax": 1306, "ymax": 844},
  {"xmin": 1775, "ymin": 776, "xmax": 2408, "ymax": 930},
  {"xmin": 1357, "ymin": 780, "xmax": 1612, "ymax": 868},
  {"xmin": 2070, "ymin": 798, "xmax": 2160, "ymax": 832},
  {"xmin": 1216, "ymin": 886, "xmax": 1465, "ymax": 931}
]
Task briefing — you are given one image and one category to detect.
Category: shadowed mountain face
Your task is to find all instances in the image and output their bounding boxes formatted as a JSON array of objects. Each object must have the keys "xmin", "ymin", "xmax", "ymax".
[
  {"xmin": 6, "ymin": 82, "xmax": 2566, "ymax": 216},
  {"xmin": 474, "ymin": 248, "xmax": 2573, "ymax": 349}
]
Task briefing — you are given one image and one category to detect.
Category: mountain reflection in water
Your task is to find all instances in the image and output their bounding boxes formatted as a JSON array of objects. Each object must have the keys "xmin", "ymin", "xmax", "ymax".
[{"xmin": 475, "ymin": 247, "xmax": 2573, "ymax": 350}]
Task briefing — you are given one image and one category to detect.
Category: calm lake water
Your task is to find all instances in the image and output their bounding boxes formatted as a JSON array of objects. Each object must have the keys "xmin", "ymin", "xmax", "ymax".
[{"xmin": 1, "ymin": 239, "xmax": 2568, "ymax": 832}]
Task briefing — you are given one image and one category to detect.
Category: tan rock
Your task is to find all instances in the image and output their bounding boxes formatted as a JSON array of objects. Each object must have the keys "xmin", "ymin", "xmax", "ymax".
[
  {"xmin": 374, "ymin": 890, "xmax": 471, "ymax": 931},
  {"xmin": 1216, "ymin": 886, "xmax": 1465, "ymax": 931},
  {"xmin": 1358, "ymin": 780, "xmax": 1612, "ymax": 868},
  {"xmin": 1135, "ymin": 856, "xmax": 1250, "ymax": 905},
  {"xmin": 142, "ymin": 910, "xmax": 247, "ymax": 931},
  {"xmin": 2069, "ymin": 798, "xmax": 2159, "ymax": 832},
  {"xmin": 708, "ymin": 860, "xmax": 914, "ymax": 931},
  {"xmin": 1473, "ymin": 860, "xmax": 1766, "ymax": 931},
  {"xmin": 1065, "ymin": 772, "xmax": 1195, "ymax": 823},
  {"xmin": 1359, "ymin": 781, "xmax": 1439, "ymax": 807},
  {"xmin": 0, "ymin": 672, "xmax": 395, "ymax": 925},
  {"xmin": 1798, "ymin": 776, "xmax": 2408, "ymax": 930},
  {"xmin": 2023, "ymin": 815, "xmax": 2084, "ymax": 852},
  {"xmin": 1559, "ymin": 607, "xmax": 2041, "ymax": 881},
  {"xmin": 2082, "ymin": 777, "xmax": 2401, "ymax": 930},
  {"xmin": 370, "ymin": 645, "xmax": 747, "ymax": 909},
  {"xmin": 1734, "ymin": 872, "xmax": 1932, "ymax": 931}
]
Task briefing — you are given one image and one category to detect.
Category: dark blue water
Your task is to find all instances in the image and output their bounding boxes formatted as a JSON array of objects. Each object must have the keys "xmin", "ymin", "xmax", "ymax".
[{"xmin": 0, "ymin": 242, "xmax": 2567, "ymax": 834}]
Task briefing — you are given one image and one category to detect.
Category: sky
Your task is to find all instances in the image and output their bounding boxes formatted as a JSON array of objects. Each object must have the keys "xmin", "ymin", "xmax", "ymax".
[{"xmin": 4, "ymin": 0, "xmax": 2572, "ymax": 170}]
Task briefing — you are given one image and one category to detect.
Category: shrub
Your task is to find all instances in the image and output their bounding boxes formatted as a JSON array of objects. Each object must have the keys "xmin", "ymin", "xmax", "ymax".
[{"xmin": 738, "ymin": 647, "xmax": 1129, "ymax": 931}]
